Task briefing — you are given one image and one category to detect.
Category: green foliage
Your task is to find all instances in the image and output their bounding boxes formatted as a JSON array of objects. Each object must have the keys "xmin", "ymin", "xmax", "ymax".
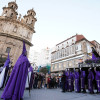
[{"xmin": 39, "ymin": 67, "xmax": 48, "ymax": 74}]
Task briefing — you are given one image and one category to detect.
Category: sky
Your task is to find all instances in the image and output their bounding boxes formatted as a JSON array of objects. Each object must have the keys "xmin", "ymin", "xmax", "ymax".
[{"xmin": 1, "ymin": 0, "xmax": 100, "ymax": 60}]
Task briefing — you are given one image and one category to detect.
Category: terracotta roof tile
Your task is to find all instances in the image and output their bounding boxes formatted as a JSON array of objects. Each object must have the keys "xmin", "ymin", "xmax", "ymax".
[
  {"xmin": 76, "ymin": 34, "xmax": 85, "ymax": 42},
  {"xmin": 90, "ymin": 40, "xmax": 95, "ymax": 45}
]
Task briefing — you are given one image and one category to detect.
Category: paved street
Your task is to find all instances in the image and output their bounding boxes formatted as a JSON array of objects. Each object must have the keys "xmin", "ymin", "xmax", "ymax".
[{"xmin": 0, "ymin": 88, "xmax": 100, "ymax": 100}]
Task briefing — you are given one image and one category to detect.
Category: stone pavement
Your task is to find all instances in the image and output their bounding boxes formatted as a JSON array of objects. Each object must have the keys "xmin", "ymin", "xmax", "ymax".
[{"xmin": 0, "ymin": 88, "xmax": 100, "ymax": 100}]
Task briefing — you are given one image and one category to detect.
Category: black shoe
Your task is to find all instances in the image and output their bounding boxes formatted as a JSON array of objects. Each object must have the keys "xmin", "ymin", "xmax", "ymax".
[
  {"xmin": 62, "ymin": 91, "xmax": 65, "ymax": 92},
  {"xmin": 82, "ymin": 91, "xmax": 86, "ymax": 93},
  {"xmin": 90, "ymin": 92, "xmax": 94, "ymax": 94}
]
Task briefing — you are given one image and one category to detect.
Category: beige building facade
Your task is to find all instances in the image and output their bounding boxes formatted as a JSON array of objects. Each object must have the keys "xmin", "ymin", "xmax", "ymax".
[
  {"xmin": 0, "ymin": 1, "xmax": 36, "ymax": 65},
  {"xmin": 51, "ymin": 34, "xmax": 100, "ymax": 74}
]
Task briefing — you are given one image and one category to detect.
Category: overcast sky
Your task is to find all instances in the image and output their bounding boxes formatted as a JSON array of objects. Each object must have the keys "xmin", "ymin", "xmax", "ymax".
[{"xmin": 1, "ymin": 0, "xmax": 100, "ymax": 60}]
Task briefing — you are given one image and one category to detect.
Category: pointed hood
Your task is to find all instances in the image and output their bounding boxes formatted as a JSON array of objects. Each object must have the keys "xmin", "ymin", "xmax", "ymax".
[
  {"xmin": 22, "ymin": 41, "xmax": 27, "ymax": 56},
  {"xmin": 3, "ymin": 53, "xmax": 10, "ymax": 68}
]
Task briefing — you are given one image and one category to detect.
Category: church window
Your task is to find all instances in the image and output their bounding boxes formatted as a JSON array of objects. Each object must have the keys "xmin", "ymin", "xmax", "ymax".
[
  {"xmin": 6, "ymin": 47, "xmax": 11, "ymax": 53},
  {"xmin": 31, "ymin": 20, "xmax": 34, "ymax": 24},
  {"xmin": 11, "ymin": 13, "xmax": 13, "ymax": 17},
  {"xmin": 11, "ymin": 5, "xmax": 13, "ymax": 8},
  {"xmin": 5, "ymin": 11, "xmax": 7, "ymax": 13}
]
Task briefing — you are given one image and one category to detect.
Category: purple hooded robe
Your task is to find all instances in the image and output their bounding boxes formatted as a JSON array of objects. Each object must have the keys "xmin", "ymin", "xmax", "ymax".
[
  {"xmin": 1, "ymin": 42, "xmax": 30, "ymax": 100},
  {"xmin": 88, "ymin": 70, "xmax": 94, "ymax": 93},
  {"xmin": 80, "ymin": 70, "xmax": 86, "ymax": 89},
  {"xmin": 68, "ymin": 72, "xmax": 74, "ymax": 91},
  {"xmin": 95, "ymin": 71, "xmax": 100, "ymax": 92},
  {"xmin": 74, "ymin": 70, "xmax": 81, "ymax": 92}
]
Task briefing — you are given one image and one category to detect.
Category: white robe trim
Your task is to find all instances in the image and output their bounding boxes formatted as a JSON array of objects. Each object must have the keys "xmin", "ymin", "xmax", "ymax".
[
  {"xmin": 25, "ymin": 71, "xmax": 32, "ymax": 88},
  {"xmin": 0, "ymin": 67, "xmax": 6, "ymax": 88}
]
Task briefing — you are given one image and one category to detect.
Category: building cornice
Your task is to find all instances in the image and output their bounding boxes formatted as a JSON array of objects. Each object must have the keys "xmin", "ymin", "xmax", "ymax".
[
  {"xmin": 0, "ymin": 17, "xmax": 35, "ymax": 32},
  {"xmin": 0, "ymin": 32, "xmax": 33, "ymax": 46},
  {"xmin": 56, "ymin": 35, "xmax": 76, "ymax": 46}
]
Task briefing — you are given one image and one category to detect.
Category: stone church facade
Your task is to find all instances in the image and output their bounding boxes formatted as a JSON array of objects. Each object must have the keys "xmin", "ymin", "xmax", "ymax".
[{"xmin": 0, "ymin": 1, "xmax": 37, "ymax": 65}]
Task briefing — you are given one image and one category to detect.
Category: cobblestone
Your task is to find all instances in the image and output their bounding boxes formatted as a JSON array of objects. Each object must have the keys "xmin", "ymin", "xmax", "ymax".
[{"xmin": 0, "ymin": 88, "xmax": 100, "ymax": 100}]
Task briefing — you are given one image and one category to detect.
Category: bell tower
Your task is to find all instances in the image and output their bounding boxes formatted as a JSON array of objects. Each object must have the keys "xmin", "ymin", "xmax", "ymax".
[
  {"xmin": 24, "ymin": 9, "xmax": 37, "ymax": 29},
  {"xmin": 1, "ymin": 1, "xmax": 18, "ymax": 19}
]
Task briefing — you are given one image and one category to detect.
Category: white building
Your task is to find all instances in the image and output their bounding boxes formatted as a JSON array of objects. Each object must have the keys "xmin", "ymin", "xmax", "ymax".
[
  {"xmin": 51, "ymin": 34, "xmax": 100, "ymax": 74},
  {"xmin": 32, "ymin": 47, "xmax": 51, "ymax": 67}
]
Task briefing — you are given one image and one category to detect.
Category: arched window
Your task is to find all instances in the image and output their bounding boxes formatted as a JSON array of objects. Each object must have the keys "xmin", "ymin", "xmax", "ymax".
[
  {"xmin": 12, "ymin": 5, "xmax": 13, "ymax": 8},
  {"xmin": 5, "ymin": 10, "xmax": 7, "ymax": 13},
  {"xmin": 31, "ymin": 20, "xmax": 34, "ymax": 24},
  {"xmin": 6, "ymin": 47, "xmax": 11, "ymax": 53},
  {"xmin": 10, "ymin": 13, "xmax": 13, "ymax": 17}
]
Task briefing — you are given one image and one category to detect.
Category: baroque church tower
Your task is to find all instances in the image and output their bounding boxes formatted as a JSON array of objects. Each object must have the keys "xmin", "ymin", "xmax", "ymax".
[{"xmin": 0, "ymin": 1, "xmax": 37, "ymax": 65}]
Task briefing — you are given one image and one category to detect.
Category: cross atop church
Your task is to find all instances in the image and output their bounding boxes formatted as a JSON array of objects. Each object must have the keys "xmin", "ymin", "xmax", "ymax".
[{"xmin": 15, "ymin": 0, "xmax": 16, "ymax": 3}]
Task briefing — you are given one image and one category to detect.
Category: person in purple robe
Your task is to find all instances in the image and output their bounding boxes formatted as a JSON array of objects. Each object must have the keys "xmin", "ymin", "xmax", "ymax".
[
  {"xmin": 94, "ymin": 67, "xmax": 100, "ymax": 93},
  {"xmin": 65, "ymin": 69, "xmax": 68, "ymax": 91},
  {"xmin": 80, "ymin": 68, "xmax": 86, "ymax": 93},
  {"xmin": 68, "ymin": 70, "xmax": 74, "ymax": 92},
  {"xmin": 71, "ymin": 71, "xmax": 74, "ymax": 91},
  {"xmin": 74, "ymin": 68, "xmax": 81, "ymax": 93},
  {"xmin": 88, "ymin": 68, "xmax": 94, "ymax": 94},
  {"xmin": 1, "ymin": 42, "xmax": 30, "ymax": 100}
]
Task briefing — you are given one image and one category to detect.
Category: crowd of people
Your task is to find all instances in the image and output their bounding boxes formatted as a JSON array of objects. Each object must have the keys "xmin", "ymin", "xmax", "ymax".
[
  {"xmin": 61, "ymin": 67, "xmax": 100, "ymax": 94},
  {"xmin": 27, "ymin": 72, "xmax": 62, "ymax": 90}
]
